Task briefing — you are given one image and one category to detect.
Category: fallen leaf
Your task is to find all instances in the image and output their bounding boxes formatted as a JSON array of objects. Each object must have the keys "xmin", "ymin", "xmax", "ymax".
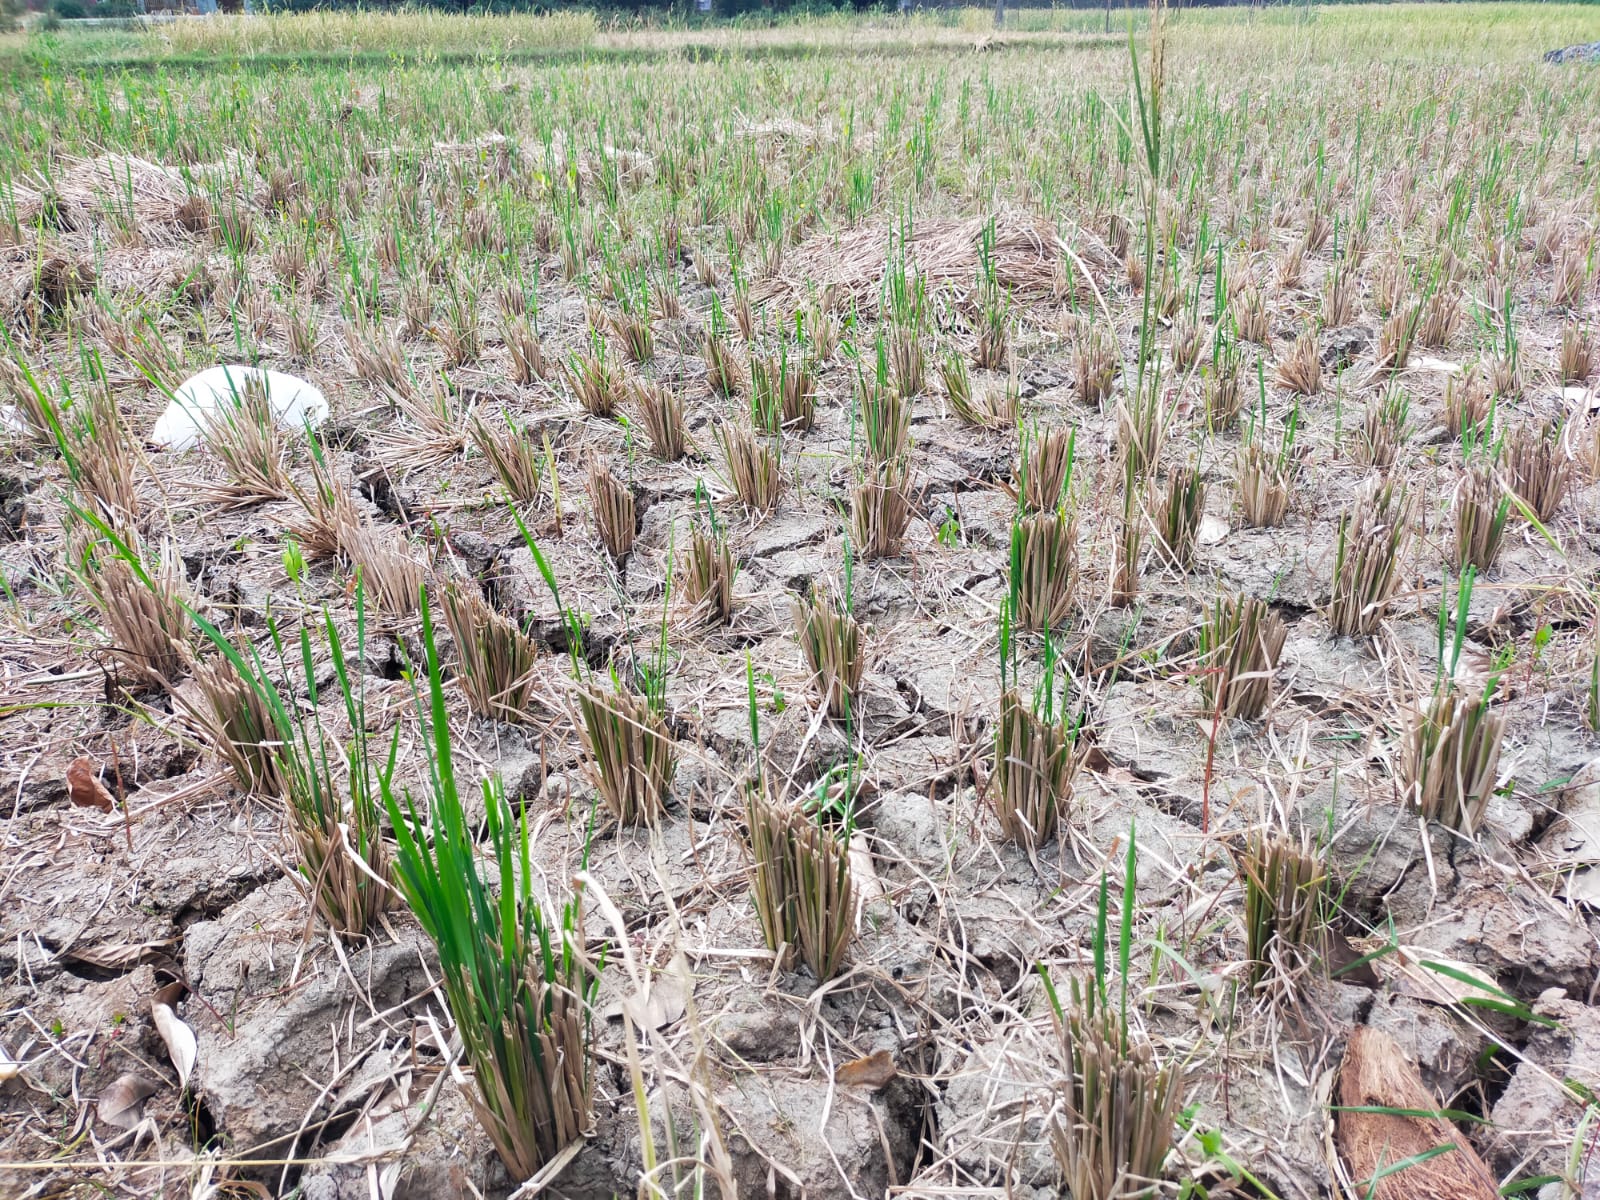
[
  {"xmin": 60, "ymin": 939, "xmax": 177, "ymax": 972},
  {"xmin": 0, "ymin": 1042, "xmax": 19, "ymax": 1083},
  {"xmin": 66, "ymin": 757, "xmax": 114, "ymax": 812},
  {"xmin": 1197, "ymin": 513, "xmax": 1230, "ymax": 546},
  {"xmin": 834, "ymin": 1049, "xmax": 897, "ymax": 1089},
  {"xmin": 97, "ymin": 1072, "xmax": 159, "ymax": 1129},
  {"xmin": 1386, "ymin": 946, "xmax": 1502, "ymax": 1008},
  {"xmin": 151, "ymin": 982, "xmax": 197, "ymax": 1090},
  {"xmin": 606, "ymin": 974, "xmax": 688, "ymax": 1032}
]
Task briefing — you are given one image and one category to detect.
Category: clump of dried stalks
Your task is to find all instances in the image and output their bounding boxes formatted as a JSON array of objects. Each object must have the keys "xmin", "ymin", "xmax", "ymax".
[
  {"xmin": 586, "ymin": 461, "xmax": 636, "ymax": 560},
  {"xmin": 1272, "ymin": 329, "xmax": 1320, "ymax": 396},
  {"xmin": 1328, "ymin": 480, "xmax": 1410, "ymax": 637},
  {"xmin": 704, "ymin": 324, "xmax": 744, "ymax": 397},
  {"xmin": 198, "ymin": 376, "xmax": 291, "ymax": 507},
  {"xmin": 682, "ymin": 525, "xmax": 735, "ymax": 625},
  {"xmin": 1017, "ymin": 424, "xmax": 1075, "ymax": 513},
  {"xmin": 441, "ymin": 580, "xmax": 540, "ymax": 723},
  {"xmin": 992, "ymin": 687, "xmax": 1080, "ymax": 848},
  {"xmin": 1197, "ymin": 593, "xmax": 1286, "ymax": 721},
  {"xmin": 1111, "ymin": 456, "xmax": 1143, "ymax": 608},
  {"xmin": 940, "ymin": 353, "xmax": 1018, "ymax": 429},
  {"xmin": 576, "ymin": 677, "xmax": 676, "ymax": 824},
  {"xmin": 857, "ymin": 371, "xmax": 910, "ymax": 463},
  {"xmin": 1402, "ymin": 680, "xmax": 1504, "ymax": 835},
  {"xmin": 339, "ymin": 524, "xmax": 431, "ymax": 617},
  {"xmin": 470, "ymin": 415, "xmax": 544, "ymax": 504},
  {"xmin": 745, "ymin": 784, "xmax": 855, "ymax": 980},
  {"xmin": 68, "ymin": 521, "xmax": 192, "ymax": 688},
  {"xmin": 1237, "ymin": 828, "xmax": 1327, "ymax": 988},
  {"xmin": 1560, "ymin": 321, "xmax": 1593, "ymax": 385},
  {"xmin": 1075, "ymin": 326, "xmax": 1118, "ymax": 408},
  {"xmin": 499, "ymin": 313, "xmax": 546, "ymax": 384},
  {"xmin": 1452, "ymin": 459, "xmax": 1509, "ymax": 571},
  {"xmin": 1351, "ymin": 389, "xmax": 1409, "ymax": 470},
  {"xmin": 630, "ymin": 379, "xmax": 686, "ymax": 462},
  {"xmin": 384, "ymin": 601, "xmax": 596, "ymax": 1181},
  {"xmin": 1042, "ymin": 974, "xmax": 1183, "ymax": 1200},
  {"xmin": 851, "ymin": 455, "xmax": 913, "ymax": 560},
  {"xmin": 182, "ymin": 648, "xmax": 287, "ymax": 798},
  {"xmin": 64, "ymin": 382, "xmax": 140, "ymax": 522},
  {"xmin": 795, "ymin": 585, "xmax": 863, "ymax": 721},
  {"xmin": 716, "ymin": 422, "xmax": 782, "ymax": 514},
  {"xmin": 1149, "ymin": 464, "xmax": 1204, "ymax": 570},
  {"xmin": 1504, "ymin": 420, "xmax": 1572, "ymax": 523},
  {"xmin": 1203, "ymin": 344, "xmax": 1244, "ymax": 430},
  {"xmin": 1444, "ymin": 368, "xmax": 1491, "ymax": 441},
  {"xmin": 566, "ymin": 343, "xmax": 623, "ymax": 417},
  {"xmin": 1009, "ymin": 511, "xmax": 1078, "ymax": 632},
  {"xmin": 751, "ymin": 351, "xmax": 816, "ymax": 434}
]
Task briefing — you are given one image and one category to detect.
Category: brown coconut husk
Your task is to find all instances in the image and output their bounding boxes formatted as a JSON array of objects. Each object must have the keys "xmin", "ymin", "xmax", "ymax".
[{"xmin": 1335, "ymin": 1026, "xmax": 1498, "ymax": 1200}]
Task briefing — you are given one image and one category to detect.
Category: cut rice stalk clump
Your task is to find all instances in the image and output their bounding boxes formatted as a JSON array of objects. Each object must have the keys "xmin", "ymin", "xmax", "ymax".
[
  {"xmin": 1351, "ymin": 389, "xmax": 1409, "ymax": 470},
  {"xmin": 441, "ymin": 579, "xmax": 540, "ymax": 724},
  {"xmin": 992, "ymin": 687, "xmax": 1080, "ymax": 848},
  {"xmin": 65, "ymin": 383, "xmax": 140, "ymax": 523},
  {"xmin": 887, "ymin": 323, "xmax": 924, "ymax": 397},
  {"xmin": 565, "ymin": 343, "xmax": 623, "ymax": 417},
  {"xmin": 716, "ymin": 422, "xmax": 782, "ymax": 514},
  {"xmin": 1075, "ymin": 326, "xmax": 1118, "ymax": 409},
  {"xmin": 795, "ymin": 585, "xmax": 863, "ymax": 721},
  {"xmin": 629, "ymin": 379, "xmax": 686, "ymax": 462},
  {"xmin": 1009, "ymin": 510, "xmax": 1078, "ymax": 632},
  {"xmin": 682, "ymin": 526, "xmax": 735, "ymax": 625},
  {"xmin": 1237, "ymin": 442, "xmax": 1290, "ymax": 528},
  {"xmin": 470, "ymin": 414, "xmax": 544, "ymax": 504},
  {"xmin": 1327, "ymin": 480, "xmax": 1411, "ymax": 638},
  {"xmin": 586, "ymin": 461, "xmax": 636, "ymax": 560},
  {"xmin": 1272, "ymin": 329, "xmax": 1320, "ymax": 396},
  {"xmin": 575, "ymin": 677, "xmax": 676, "ymax": 824},
  {"xmin": 941, "ymin": 352, "xmax": 1017, "ymax": 428},
  {"xmin": 1237, "ymin": 828, "xmax": 1329, "ymax": 988},
  {"xmin": 1401, "ymin": 681, "xmax": 1504, "ymax": 835},
  {"xmin": 1443, "ymin": 367, "xmax": 1491, "ymax": 441},
  {"xmin": 850, "ymin": 455, "xmax": 913, "ymax": 560},
  {"xmin": 197, "ymin": 376, "xmax": 290, "ymax": 507},
  {"xmin": 1149, "ymin": 464, "xmax": 1204, "ymax": 570},
  {"xmin": 856, "ymin": 371, "xmax": 910, "ymax": 463},
  {"xmin": 704, "ymin": 324, "xmax": 745, "ymax": 397},
  {"xmin": 181, "ymin": 650, "xmax": 287, "ymax": 799},
  {"xmin": 1203, "ymin": 342, "xmax": 1244, "ymax": 430},
  {"xmin": 340, "ymin": 523, "xmax": 432, "ymax": 617},
  {"xmin": 69, "ymin": 522, "xmax": 192, "ymax": 689},
  {"xmin": 745, "ymin": 785, "xmax": 854, "ymax": 980},
  {"xmin": 499, "ymin": 313, "xmax": 547, "ymax": 384},
  {"xmin": 1452, "ymin": 459, "xmax": 1510, "ymax": 571},
  {"xmin": 1042, "ymin": 972, "xmax": 1184, "ymax": 1200},
  {"xmin": 1504, "ymin": 419, "xmax": 1573, "ymax": 523},
  {"xmin": 751, "ymin": 351, "xmax": 815, "ymax": 433},
  {"xmin": 383, "ymin": 599, "xmax": 597, "ymax": 1181},
  {"xmin": 1016, "ymin": 423, "xmax": 1075, "ymax": 514},
  {"xmin": 1197, "ymin": 593, "xmax": 1286, "ymax": 721}
]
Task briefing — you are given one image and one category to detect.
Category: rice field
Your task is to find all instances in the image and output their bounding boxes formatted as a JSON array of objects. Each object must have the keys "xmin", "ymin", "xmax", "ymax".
[{"xmin": 2, "ymin": 4, "xmax": 1600, "ymax": 1197}]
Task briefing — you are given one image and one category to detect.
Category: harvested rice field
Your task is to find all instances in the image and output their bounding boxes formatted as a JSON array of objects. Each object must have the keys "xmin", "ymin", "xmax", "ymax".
[{"xmin": 3, "ymin": 5, "xmax": 1600, "ymax": 1197}]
